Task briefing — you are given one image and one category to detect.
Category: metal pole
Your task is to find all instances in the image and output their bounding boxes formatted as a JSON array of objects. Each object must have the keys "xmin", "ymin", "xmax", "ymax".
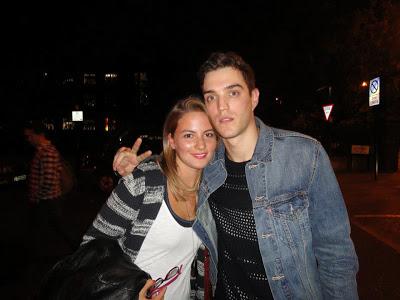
[{"xmin": 374, "ymin": 108, "xmax": 378, "ymax": 181}]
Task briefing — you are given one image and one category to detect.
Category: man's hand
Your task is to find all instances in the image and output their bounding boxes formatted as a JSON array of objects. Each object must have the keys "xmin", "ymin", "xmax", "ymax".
[
  {"xmin": 138, "ymin": 279, "xmax": 166, "ymax": 299},
  {"xmin": 112, "ymin": 137, "xmax": 152, "ymax": 177}
]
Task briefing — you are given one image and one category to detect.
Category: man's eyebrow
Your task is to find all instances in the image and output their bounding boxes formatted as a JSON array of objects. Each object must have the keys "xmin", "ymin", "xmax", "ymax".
[
  {"xmin": 225, "ymin": 84, "xmax": 244, "ymax": 90},
  {"xmin": 203, "ymin": 83, "xmax": 244, "ymax": 94}
]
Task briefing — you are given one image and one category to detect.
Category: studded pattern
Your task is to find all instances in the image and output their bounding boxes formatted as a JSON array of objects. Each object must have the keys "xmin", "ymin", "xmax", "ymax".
[{"xmin": 210, "ymin": 157, "xmax": 273, "ymax": 299}]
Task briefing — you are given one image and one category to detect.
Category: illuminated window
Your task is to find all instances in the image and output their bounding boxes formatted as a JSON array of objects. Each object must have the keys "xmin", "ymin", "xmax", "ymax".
[
  {"xmin": 134, "ymin": 72, "xmax": 150, "ymax": 106},
  {"xmin": 139, "ymin": 91, "xmax": 149, "ymax": 105},
  {"xmin": 134, "ymin": 72, "xmax": 148, "ymax": 86},
  {"xmin": 62, "ymin": 120, "xmax": 75, "ymax": 130},
  {"xmin": 105, "ymin": 73, "xmax": 118, "ymax": 81},
  {"xmin": 44, "ymin": 122, "xmax": 55, "ymax": 131},
  {"xmin": 83, "ymin": 94, "xmax": 96, "ymax": 108},
  {"xmin": 84, "ymin": 73, "xmax": 96, "ymax": 85},
  {"xmin": 62, "ymin": 73, "xmax": 75, "ymax": 85},
  {"xmin": 83, "ymin": 120, "xmax": 96, "ymax": 131}
]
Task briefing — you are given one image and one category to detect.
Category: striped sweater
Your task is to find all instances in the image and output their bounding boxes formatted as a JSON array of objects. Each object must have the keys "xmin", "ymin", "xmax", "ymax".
[
  {"xmin": 28, "ymin": 141, "xmax": 62, "ymax": 202},
  {"xmin": 82, "ymin": 159, "xmax": 207, "ymax": 299}
]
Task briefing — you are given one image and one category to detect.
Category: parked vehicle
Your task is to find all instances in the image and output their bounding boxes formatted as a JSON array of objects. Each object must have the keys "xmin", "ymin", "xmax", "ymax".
[{"xmin": 0, "ymin": 126, "xmax": 30, "ymax": 188}]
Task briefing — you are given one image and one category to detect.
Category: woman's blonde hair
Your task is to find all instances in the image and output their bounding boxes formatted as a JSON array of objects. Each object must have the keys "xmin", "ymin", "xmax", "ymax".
[{"xmin": 159, "ymin": 95, "xmax": 210, "ymax": 202}]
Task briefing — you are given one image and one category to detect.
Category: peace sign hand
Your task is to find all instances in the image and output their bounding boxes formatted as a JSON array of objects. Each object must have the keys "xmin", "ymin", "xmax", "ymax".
[{"xmin": 112, "ymin": 137, "xmax": 152, "ymax": 177}]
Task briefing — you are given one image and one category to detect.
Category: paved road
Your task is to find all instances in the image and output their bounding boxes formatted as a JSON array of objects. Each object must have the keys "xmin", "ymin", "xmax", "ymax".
[
  {"xmin": 337, "ymin": 171, "xmax": 400, "ymax": 300},
  {"xmin": 0, "ymin": 171, "xmax": 399, "ymax": 299}
]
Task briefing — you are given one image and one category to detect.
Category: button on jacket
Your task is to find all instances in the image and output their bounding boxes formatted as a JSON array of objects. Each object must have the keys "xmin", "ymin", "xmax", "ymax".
[{"xmin": 193, "ymin": 117, "xmax": 359, "ymax": 300}]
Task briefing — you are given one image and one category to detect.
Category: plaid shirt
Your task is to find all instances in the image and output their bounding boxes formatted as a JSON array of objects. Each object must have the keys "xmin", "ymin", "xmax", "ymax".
[{"xmin": 29, "ymin": 141, "xmax": 62, "ymax": 202}]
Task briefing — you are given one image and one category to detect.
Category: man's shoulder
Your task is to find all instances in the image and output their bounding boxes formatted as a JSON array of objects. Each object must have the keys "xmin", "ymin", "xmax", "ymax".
[
  {"xmin": 271, "ymin": 127, "xmax": 317, "ymax": 142},
  {"xmin": 268, "ymin": 126, "xmax": 321, "ymax": 149},
  {"xmin": 256, "ymin": 117, "xmax": 320, "ymax": 148},
  {"xmin": 39, "ymin": 143, "xmax": 61, "ymax": 158}
]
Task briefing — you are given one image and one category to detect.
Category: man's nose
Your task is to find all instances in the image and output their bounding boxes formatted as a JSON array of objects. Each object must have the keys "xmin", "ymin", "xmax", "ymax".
[{"xmin": 217, "ymin": 97, "xmax": 228, "ymax": 111}]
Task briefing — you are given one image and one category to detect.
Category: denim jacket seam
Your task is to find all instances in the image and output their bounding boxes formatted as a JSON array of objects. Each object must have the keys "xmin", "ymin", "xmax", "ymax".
[{"xmin": 307, "ymin": 142, "xmax": 322, "ymax": 193}]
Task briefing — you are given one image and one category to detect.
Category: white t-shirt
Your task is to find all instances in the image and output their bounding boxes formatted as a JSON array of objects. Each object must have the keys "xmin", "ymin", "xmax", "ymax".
[{"xmin": 135, "ymin": 200, "xmax": 201, "ymax": 299}]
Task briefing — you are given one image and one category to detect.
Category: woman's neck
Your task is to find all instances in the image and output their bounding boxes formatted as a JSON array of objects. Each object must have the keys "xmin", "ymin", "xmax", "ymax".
[{"xmin": 177, "ymin": 167, "xmax": 201, "ymax": 190}]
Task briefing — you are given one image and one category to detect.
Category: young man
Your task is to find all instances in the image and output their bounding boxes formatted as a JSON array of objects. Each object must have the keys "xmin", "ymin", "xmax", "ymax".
[
  {"xmin": 24, "ymin": 121, "xmax": 62, "ymax": 205},
  {"xmin": 24, "ymin": 121, "xmax": 74, "ymax": 254},
  {"xmin": 114, "ymin": 52, "xmax": 359, "ymax": 299}
]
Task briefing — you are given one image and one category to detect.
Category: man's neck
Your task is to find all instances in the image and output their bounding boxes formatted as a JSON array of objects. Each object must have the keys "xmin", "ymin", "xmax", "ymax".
[
  {"xmin": 223, "ymin": 120, "xmax": 259, "ymax": 163},
  {"xmin": 37, "ymin": 137, "xmax": 51, "ymax": 148}
]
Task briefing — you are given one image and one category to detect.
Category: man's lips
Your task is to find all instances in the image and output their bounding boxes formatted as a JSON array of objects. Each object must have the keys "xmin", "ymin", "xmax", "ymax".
[{"xmin": 219, "ymin": 116, "xmax": 233, "ymax": 123}]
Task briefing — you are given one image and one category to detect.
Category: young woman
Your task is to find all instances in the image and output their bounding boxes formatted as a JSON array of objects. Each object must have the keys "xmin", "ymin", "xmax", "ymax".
[{"xmin": 82, "ymin": 96, "xmax": 217, "ymax": 299}]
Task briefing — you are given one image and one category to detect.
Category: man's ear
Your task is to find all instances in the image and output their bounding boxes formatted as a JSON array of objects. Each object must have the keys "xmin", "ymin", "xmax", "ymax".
[
  {"xmin": 251, "ymin": 88, "xmax": 260, "ymax": 111},
  {"xmin": 167, "ymin": 133, "xmax": 176, "ymax": 149}
]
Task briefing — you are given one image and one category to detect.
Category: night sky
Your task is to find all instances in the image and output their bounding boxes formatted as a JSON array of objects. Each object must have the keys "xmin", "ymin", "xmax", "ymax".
[{"xmin": 2, "ymin": 0, "xmax": 371, "ymax": 126}]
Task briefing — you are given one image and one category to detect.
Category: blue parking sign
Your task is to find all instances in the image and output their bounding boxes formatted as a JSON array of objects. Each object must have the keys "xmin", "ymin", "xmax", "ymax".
[{"xmin": 369, "ymin": 77, "xmax": 380, "ymax": 106}]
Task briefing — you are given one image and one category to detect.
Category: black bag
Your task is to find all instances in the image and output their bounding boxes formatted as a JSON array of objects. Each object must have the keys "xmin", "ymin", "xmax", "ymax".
[{"xmin": 38, "ymin": 239, "xmax": 151, "ymax": 300}]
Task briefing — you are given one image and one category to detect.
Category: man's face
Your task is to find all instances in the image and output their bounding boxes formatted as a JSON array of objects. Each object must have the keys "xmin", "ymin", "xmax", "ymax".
[
  {"xmin": 202, "ymin": 67, "xmax": 259, "ymax": 141},
  {"xmin": 24, "ymin": 129, "xmax": 39, "ymax": 147}
]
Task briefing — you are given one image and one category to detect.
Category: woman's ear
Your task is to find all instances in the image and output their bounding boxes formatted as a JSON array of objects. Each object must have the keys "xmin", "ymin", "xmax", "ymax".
[{"xmin": 167, "ymin": 133, "xmax": 176, "ymax": 149}]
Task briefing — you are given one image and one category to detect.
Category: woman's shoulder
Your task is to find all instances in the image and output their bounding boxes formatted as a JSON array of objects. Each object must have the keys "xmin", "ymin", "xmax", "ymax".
[
  {"xmin": 137, "ymin": 156, "xmax": 162, "ymax": 173},
  {"xmin": 112, "ymin": 159, "xmax": 164, "ymax": 201},
  {"xmin": 123, "ymin": 156, "xmax": 164, "ymax": 188}
]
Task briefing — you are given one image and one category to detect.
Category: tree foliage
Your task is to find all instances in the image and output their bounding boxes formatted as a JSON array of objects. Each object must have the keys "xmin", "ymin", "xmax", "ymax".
[{"xmin": 328, "ymin": 0, "xmax": 400, "ymax": 127}]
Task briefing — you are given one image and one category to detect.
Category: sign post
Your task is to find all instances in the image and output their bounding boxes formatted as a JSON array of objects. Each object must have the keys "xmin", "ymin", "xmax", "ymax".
[{"xmin": 369, "ymin": 77, "xmax": 381, "ymax": 180}]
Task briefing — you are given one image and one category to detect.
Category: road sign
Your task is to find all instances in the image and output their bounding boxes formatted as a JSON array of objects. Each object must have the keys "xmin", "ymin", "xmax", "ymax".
[
  {"xmin": 351, "ymin": 145, "xmax": 370, "ymax": 155},
  {"xmin": 322, "ymin": 104, "xmax": 334, "ymax": 120},
  {"xmin": 369, "ymin": 77, "xmax": 380, "ymax": 106}
]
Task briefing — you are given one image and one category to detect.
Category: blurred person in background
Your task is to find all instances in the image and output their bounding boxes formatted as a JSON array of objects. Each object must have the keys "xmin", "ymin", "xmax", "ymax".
[{"xmin": 24, "ymin": 120, "xmax": 74, "ymax": 256}]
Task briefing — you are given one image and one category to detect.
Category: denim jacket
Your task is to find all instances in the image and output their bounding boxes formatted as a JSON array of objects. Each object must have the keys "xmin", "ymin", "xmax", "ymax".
[{"xmin": 193, "ymin": 117, "xmax": 359, "ymax": 300}]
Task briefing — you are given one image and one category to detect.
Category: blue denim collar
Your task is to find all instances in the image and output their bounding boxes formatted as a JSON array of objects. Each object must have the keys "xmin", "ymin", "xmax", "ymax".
[{"xmin": 212, "ymin": 116, "xmax": 273, "ymax": 164}]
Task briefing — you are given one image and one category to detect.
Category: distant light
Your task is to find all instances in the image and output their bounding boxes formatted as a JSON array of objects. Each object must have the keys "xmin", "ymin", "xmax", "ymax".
[
  {"xmin": 14, "ymin": 174, "xmax": 27, "ymax": 182},
  {"xmin": 361, "ymin": 81, "xmax": 368, "ymax": 87},
  {"xmin": 105, "ymin": 73, "xmax": 118, "ymax": 79},
  {"xmin": 105, "ymin": 117, "xmax": 109, "ymax": 132},
  {"xmin": 72, "ymin": 111, "xmax": 83, "ymax": 121}
]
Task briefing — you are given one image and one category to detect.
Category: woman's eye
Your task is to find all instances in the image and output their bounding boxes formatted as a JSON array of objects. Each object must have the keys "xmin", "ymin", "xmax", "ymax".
[{"xmin": 205, "ymin": 132, "xmax": 215, "ymax": 138}]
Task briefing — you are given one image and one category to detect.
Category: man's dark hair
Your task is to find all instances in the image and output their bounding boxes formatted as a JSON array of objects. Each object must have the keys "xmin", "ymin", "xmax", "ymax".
[
  {"xmin": 24, "ymin": 120, "xmax": 47, "ymax": 135},
  {"xmin": 198, "ymin": 51, "xmax": 256, "ymax": 92}
]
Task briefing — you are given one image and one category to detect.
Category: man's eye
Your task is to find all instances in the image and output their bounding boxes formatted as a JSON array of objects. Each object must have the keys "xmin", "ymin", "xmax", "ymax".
[
  {"xmin": 229, "ymin": 90, "xmax": 239, "ymax": 97},
  {"xmin": 183, "ymin": 133, "xmax": 193, "ymax": 138},
  {"xmin": 205, "ymin": 95, "xmax": 215, "ymax": 102}
]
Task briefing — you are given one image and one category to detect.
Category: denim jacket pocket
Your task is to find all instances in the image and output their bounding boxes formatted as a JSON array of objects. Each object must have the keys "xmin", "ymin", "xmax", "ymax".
[{"xmin": 268, "ymin": 191, "xmax": 311, "ymax": 248}]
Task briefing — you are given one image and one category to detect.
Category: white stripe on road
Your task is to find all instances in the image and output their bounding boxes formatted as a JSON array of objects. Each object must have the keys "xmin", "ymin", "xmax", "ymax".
[
  {"xmin": 353, "ymin": 214, "xmax": 400, "ymax": 218},
  {"xmin": 351, "ymin": 216, "xmax": 400, "ymax": 254}
]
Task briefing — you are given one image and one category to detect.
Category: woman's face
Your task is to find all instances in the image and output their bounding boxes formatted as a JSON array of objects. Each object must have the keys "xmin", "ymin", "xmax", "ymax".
[{"xmin": 168, "ymin": 111, "xmax": 217, "ymax": 173}]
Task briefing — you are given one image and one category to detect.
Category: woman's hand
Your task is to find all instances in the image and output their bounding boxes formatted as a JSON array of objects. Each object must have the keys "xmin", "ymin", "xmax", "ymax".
[
  {"xmin": 138, "ymin": 279, "xmax": 166, "ymax": 299},
  {"xmin": 112, "ymin": 137, "xmax": 152, "ymax": 177}
]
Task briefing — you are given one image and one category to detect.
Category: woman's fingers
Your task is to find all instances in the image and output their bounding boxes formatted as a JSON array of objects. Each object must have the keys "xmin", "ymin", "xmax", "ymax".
[{"xmin": 138, "ymin": 279, "xmax": 155, "ymax": 300}]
